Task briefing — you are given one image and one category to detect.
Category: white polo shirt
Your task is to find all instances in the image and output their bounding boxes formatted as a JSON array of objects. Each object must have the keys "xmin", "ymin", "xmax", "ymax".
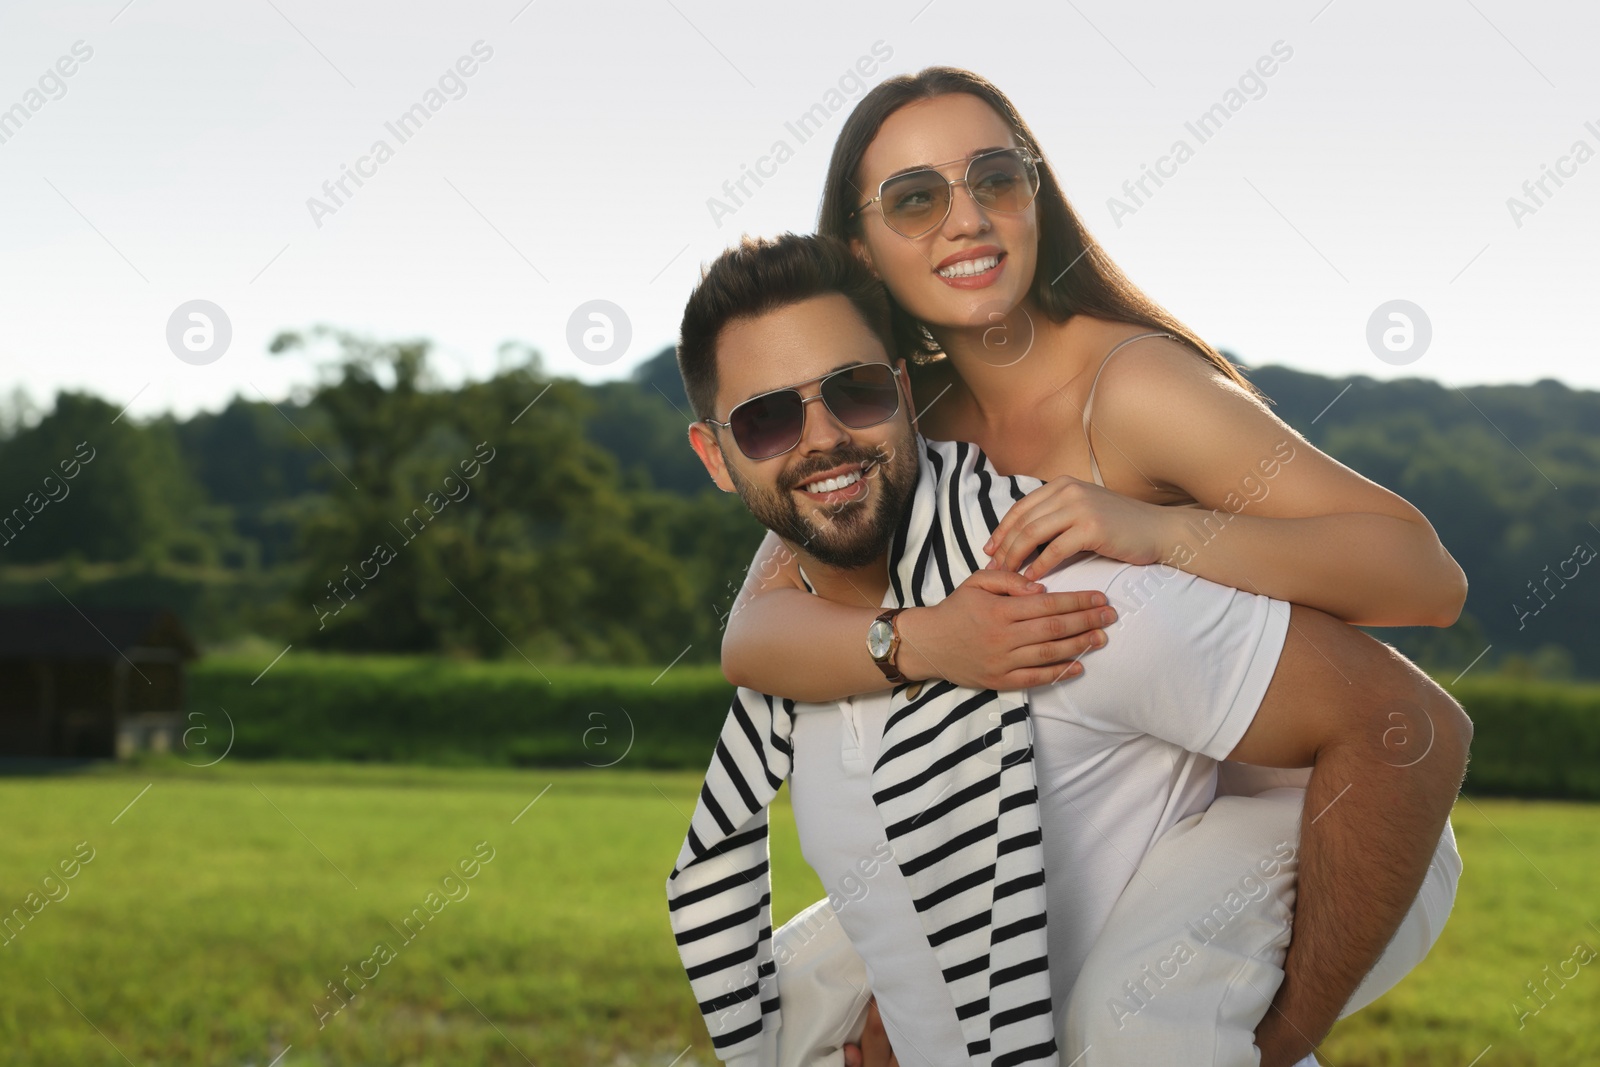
[{"xmin": 788, "ymin": 554, "xmax": 1291, "ymax": 1063}]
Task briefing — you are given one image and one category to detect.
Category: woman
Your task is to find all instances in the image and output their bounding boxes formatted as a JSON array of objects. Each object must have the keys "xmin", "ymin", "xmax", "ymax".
[
  {"xmin": 718, "ymin": 67, "xmax": 1468, "ymax": 1064},
  {"xmin": 721, "ymin": 65, "xmax": 1466, "ymax": 698}
]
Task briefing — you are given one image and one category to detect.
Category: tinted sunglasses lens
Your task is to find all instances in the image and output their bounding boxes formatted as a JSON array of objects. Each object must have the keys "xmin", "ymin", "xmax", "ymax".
[
  {"xmin": 822, "ymin": 364, "xmax": 899, "ymax": 427},
  {"xmin": 879, "ymin": 170, "xmax": 949, "ymax": 237},
  {"xmin": 729, "ymin": 390, "xmax": 803, "ymax": 459},
  {"xmin": 969, "ymin": 150, "xmax": 1038, "ymax": 212}
]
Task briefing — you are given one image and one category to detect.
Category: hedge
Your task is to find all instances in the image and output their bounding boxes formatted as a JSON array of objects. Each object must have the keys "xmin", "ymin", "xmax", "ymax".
[
  {"xmin": 185, "ymin": 654, "xmax": 737, "ymax": 770},
  {"xmin": 1444, "ymin": 674, "xmax": 1600, "ymax": 800},
  {"xmin": 184, "ymin": 654, "xmax": 1600, "ymax": 800}
]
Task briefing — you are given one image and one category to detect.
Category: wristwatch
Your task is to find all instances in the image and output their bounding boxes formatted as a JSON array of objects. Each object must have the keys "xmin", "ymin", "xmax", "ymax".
[{"xmin": 867, "ymin": 607, "xmax": 909, "ymax": 685}]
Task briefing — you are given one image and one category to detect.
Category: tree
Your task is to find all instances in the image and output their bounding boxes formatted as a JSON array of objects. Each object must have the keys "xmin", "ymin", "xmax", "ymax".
[{"xmin": 0, "ymin": 392, "xmax": 223, "ymax": 566}]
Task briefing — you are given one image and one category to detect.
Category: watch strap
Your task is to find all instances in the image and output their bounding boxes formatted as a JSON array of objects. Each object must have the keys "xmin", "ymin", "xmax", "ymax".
[{"xmin": 871, "ymin": 607, "xmax": 909, "ymax": 685}]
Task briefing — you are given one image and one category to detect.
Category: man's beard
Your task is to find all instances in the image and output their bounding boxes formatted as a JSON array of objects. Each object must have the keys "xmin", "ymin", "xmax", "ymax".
[{"xmin": 727, "ymin": 430, "xmax": 919, "ymax": 570}]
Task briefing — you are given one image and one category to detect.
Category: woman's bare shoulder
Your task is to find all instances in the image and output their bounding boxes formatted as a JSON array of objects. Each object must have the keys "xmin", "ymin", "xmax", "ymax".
[
  {"xmin": 1082, "ymin": 329, "xmax": 1283, "ymax": 492},
  {"xmin": 1091, "ymin": 330, "xmax": 1260, "ymax": 411}
]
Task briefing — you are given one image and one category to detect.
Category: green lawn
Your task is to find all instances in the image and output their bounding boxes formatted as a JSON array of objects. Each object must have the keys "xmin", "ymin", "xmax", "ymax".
[{"xmin": 0, "ymin": 759, "xmax": 1595, "ymax": 1065}]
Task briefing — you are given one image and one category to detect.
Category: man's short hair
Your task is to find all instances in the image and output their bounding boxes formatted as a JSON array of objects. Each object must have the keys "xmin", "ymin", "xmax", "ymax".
[{"xmin": 677, "ymin": 232, "xmax": 895, "ymax": 422}]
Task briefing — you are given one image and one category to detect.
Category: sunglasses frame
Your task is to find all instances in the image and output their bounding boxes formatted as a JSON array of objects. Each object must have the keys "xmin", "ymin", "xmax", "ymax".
[
  {"xmin": 849, "ymin": 147, "xmax": 1042, "ymax": 239},
  {"xmin": 705, "ymin": 361, "xmax": 905, "ymax": 461}
]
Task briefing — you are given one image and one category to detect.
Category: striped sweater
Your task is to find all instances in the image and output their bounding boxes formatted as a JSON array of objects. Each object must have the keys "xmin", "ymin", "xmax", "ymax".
[{"xmin": 666, "ymin": 437, "xmax": 1060, "ymax": 1067}]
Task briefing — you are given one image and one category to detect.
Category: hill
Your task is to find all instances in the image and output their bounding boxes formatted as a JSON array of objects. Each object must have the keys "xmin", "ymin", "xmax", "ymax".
[{"xmin": 0, "ymin": 337, "xmax": 1593, "ymax": 676}]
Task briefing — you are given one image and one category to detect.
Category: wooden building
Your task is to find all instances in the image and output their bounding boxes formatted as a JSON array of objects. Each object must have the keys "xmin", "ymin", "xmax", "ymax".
[{"xmin": 0, "ymin": 606, "xmax": 197, "ymax": 759}]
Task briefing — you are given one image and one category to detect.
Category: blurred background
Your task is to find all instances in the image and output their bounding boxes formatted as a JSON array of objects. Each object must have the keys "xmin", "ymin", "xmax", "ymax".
[{"xmin": 0, "ymin": 0, "xmax": 1596, "ymax": 1064}]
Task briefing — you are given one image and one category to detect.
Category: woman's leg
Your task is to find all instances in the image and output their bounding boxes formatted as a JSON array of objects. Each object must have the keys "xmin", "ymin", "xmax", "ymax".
[
  {"xmin": 1063, "ymin": 784, "xmax": 1461, "ymax": 1065},
  {"xmin": 769, "ymin": 784, "xmax": 1464, "ymax": 1065},
  {"xmin": 1063, "ymin": 788, "xmax": 1303, "ymax": 1065},
  {"xmin": 769, "ymin": 898, "xmax": 874, "ymax": 1067}
]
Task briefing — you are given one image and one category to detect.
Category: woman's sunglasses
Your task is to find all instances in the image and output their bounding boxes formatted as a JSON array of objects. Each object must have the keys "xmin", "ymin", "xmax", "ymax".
[
  {"xmin": 850, "ymin": 147, "xmax": 1042, "ymax": 239},
  {"xmin": 706, "ymin": 362, "xmax": 904, "ymax": 461}
]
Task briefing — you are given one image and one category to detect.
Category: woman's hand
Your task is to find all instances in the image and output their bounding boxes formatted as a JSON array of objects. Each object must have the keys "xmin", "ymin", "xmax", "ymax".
[
  {"xmin": 983, "ymin": 476, "xmax": 1178, "ymax": 581},
  {"xmin": 895, "ymin": 569, "xmax": 1115, "ymax": 691}
]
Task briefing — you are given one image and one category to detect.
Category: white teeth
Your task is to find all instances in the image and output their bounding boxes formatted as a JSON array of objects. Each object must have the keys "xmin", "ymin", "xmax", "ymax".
[
  {"xmin": 802, "ymin": 469, "xmax": 863, "ymax": 493},
  {"xmin": 937, "ymin": 254, "xmax": 1000, "ymax": 278}
]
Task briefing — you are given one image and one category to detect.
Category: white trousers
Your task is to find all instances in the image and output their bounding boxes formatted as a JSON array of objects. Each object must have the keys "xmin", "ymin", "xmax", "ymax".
[{"xmin": 764, "ymin": 785, "xmax": 1461, "ymax": 1067}]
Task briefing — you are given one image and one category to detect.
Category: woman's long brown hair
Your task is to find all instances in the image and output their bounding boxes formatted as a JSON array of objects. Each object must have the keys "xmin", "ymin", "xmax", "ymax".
[{"xmin": 817, "ymin": 66, "xmax": 1261, "ymax": 397}]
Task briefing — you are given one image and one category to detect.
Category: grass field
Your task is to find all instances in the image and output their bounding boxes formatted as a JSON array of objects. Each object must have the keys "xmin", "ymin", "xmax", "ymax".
[{"xmin": 1, "ymin": 759, "xmax": 1596, "ymax": 1066}]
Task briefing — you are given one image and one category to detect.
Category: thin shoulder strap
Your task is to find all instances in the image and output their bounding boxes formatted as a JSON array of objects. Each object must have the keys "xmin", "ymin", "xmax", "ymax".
[{"xmin": 1081, "ymin": 331, "xmax": 1178, "ymax": 488}]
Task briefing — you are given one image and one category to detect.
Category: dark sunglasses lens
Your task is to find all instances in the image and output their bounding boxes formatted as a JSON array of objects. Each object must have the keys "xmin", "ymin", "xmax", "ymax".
[
  {"xmin": 730, "ymin": 390, "xmax": 804, "ymax": 459},
  {"xmin": 822, "ymin": 364, "xmax": 899, "ymax": 427},
  {"xmin": 879, "ymin": 170, "xmax": 949, "ymax": 237},
  {"xmin": 969, "ymin": 150, "xmax": 1038, "ymax": 212}
]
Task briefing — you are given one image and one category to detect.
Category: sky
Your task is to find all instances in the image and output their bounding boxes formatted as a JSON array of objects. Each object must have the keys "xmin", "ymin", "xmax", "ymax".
[{"xmin": 1, "ymin": 0, "xmax": 1596, "ymax": 422}]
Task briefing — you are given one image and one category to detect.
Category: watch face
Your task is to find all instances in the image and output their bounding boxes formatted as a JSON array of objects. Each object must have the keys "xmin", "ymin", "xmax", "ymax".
[{"xmin": 867, "ymin": 619, "xmax": 894, "ymax": 660}]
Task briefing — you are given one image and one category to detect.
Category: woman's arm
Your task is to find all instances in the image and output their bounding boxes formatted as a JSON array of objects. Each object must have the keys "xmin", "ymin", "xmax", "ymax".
[
  {"xmin": 984, "ymin": 340, "xmax": 1467, "ymax": 628},
  {"xmin": 721, "ymin": 530, "xmax": 1116, "ymax": 702},
  {"xmin": 720, "ymin": 530, "xmax": 888, "ymax": 699}
]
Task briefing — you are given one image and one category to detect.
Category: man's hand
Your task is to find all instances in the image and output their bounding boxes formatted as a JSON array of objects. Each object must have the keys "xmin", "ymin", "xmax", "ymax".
[
  {"xmin": 895, "ymin": 569, "xmax": 1114, "ymax": 689},
  {"xmin": 1254, "ymin": 1009, "xmax": 1315, "ymax": 1067},
  {"xmin": 842, "ymin": 997, "xmax": 900, "ymax": 1067}
]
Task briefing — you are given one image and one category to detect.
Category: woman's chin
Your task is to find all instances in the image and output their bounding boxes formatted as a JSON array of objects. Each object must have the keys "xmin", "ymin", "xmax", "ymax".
[{"xmin": 912, "ymin": 287, "xmax": 1029, "ymax": 334}]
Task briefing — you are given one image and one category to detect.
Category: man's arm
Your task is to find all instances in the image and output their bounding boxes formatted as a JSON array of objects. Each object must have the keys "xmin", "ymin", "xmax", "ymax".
[{"xmin": 1224, "ymin": 604, "xmax": 1472, "ymax": 1067}]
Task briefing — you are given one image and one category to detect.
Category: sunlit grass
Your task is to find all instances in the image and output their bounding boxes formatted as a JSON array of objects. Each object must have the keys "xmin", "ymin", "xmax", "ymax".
[{"xmin": 0, "ymin": 760, "xmax": 1594, "ymax": 1065}]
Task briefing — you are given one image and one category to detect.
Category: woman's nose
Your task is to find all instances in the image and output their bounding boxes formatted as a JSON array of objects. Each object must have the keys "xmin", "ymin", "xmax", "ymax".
[{"xmin": 941, "ymin": 180, "xmax": 991, "ymax": 238}]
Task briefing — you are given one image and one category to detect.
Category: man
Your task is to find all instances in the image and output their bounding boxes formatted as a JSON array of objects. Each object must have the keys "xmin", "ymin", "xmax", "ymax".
[{"xmin": 666, "ymin": 232, "xmax": 1469, "ymax": 1066}]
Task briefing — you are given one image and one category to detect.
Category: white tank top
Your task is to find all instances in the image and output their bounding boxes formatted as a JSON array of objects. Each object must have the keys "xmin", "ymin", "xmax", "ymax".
[{"xmin": 1080, "ymin": 330, "xmax": 1179, "ymax": 487}]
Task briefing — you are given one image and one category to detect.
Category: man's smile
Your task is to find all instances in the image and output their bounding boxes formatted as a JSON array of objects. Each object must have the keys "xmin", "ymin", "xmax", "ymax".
[{"xmin": 794, "ymin": 460, "xmax": 874, "ymax": 505}]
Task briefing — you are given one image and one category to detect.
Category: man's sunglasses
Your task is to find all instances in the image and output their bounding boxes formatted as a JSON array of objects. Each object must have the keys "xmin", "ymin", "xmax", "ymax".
[
  {"xmin": 850, "ymin": 147, "xmax": 1042, "ymax": 239},
  {"xmin": 705, "ymin": 362, "xmax": 904, "ymax": 461}
]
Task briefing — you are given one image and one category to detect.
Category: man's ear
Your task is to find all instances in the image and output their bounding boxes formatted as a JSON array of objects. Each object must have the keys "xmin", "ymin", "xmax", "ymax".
[
  {"xmin": 848, "ymin": 235, "xmax": 879, "ymax": 280},
  {"xmin": 688, "ymin": 421, "xmax": 738, "ymax": 493}
]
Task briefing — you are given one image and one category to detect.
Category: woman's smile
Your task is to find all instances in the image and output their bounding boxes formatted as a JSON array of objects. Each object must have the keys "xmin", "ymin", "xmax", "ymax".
[{"xmin": 934, "ymin": 248, "xmax": 1007, "ymax": 289}]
